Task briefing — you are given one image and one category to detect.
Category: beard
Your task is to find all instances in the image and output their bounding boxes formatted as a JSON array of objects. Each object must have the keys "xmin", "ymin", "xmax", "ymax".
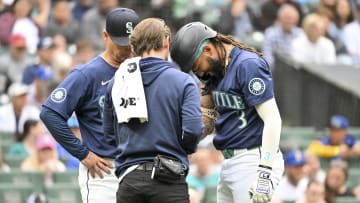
[{"xmin": 198, "ymin": 57, "xmax": 225, "ymax": 91}]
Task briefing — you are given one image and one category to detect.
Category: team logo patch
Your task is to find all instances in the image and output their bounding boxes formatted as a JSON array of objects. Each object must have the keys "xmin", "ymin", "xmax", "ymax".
[
  {"xmin": 126, "ymin": 22, "xmax": 133, "ymax": 34},
  {"xmin": 127, "ymin": 62, "xmax": 137, "ymax": 73},
  {"xmin": 51, "ymin": 88, "xmax": 67, "ymax": 103},
  {"xmin": 248, "ymin": 78, "xmax": 266, "ymax": 95}
]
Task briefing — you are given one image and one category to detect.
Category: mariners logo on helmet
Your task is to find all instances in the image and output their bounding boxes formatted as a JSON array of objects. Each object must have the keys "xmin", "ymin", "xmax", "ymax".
[
  {"xmin": 248, "ymin": 78, "xmax": 266, "ymax": 95},
  {"xmin": 51, "ymin": 88, "xmax": 67, "ymax": 103}
]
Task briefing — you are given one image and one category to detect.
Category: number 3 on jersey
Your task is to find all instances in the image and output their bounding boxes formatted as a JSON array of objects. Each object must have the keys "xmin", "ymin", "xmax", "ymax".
[{"xmin": 237, "ymin": 110, "xmax": 247, "ymax": 129}]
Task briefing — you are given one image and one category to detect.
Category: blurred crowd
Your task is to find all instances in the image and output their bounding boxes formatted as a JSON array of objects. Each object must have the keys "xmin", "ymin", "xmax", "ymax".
[{"xmin": 1, "ymin": 0, "xmax": 360, "ymax": 203}]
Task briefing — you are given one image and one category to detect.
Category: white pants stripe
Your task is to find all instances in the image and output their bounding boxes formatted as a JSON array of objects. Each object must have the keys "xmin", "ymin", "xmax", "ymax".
[
  {"xmin": 217, "ymin": 148, "xmax": 284, "ymax": 203},
  {"xmin": 78, "ymin": 161, "xmax": 119, "ymax": 203}
]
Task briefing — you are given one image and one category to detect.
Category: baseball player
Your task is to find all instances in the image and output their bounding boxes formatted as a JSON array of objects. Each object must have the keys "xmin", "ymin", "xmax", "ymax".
[
  {"xmin": 103, "ymin": 18, "xmax": 203, "ymax": 203},
  {"xmin": 39, "ymin": 8, "xmax": 140, "ymax": 202},
  {"xmin": 170, "ymin": 22, "xmax": 284, "ymax": 203}
]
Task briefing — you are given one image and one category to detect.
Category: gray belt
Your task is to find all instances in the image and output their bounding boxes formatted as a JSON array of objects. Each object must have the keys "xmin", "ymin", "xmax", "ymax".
[
  {"xmin": 222, "ymin": 147, "xmax": 260, "ymax": 159},
  {"xmin": 135, "ymin": 162, "xmax": 154, "ymax": 171}
]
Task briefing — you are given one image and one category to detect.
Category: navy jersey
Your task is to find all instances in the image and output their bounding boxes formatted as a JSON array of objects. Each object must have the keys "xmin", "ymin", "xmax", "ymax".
[
  {"xmin": 212, "ymin": 47, "xmax": 274, "ymax": 150},
  {"xmin": 43, "ymin": 56, "xmax": 118, "ymax": 158}
]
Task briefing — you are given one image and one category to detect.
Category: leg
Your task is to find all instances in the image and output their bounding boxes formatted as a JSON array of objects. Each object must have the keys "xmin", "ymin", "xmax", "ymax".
[
  {"xmin": 217, "ymin": 161, "xmax": 234, "ymax": 203},
  {"xmin": 230, "ymin": 149, "xmax": 284, "ymax": 203},
  {"xmin": 117, "ymin": 170, "xmax": 147, "ymax": 203},
  {"xmin": 78, "ymin": 162, "xmax": 119, "ymax": 203},
  {"xmin": 146, "ymin": 171, "xmax": 190, "ymax": 203}
]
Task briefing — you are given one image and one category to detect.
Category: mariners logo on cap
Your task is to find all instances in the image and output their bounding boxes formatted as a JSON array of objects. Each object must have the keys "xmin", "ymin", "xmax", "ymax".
[
  {"xmin": 51, "ymin": 88, "xmax": 67, "ymax": 103},
  {"xmin": 248, "ymin": 78, "xmax": 266, "ymax": 95},
  {"xmin": 126, "ymin": 22, "xmax": 134, "ymax": 34}
]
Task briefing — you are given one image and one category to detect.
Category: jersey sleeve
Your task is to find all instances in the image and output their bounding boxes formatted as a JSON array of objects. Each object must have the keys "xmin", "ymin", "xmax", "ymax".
[
  {"xmin": 237, "ymin": 58, "xmax": 274, "ymax": 106},
  {"xmin": 43, "ymin": 69, "xmax": 88, "ymax": 120},
  {"xmin": 103, "ymin": 78, "xmax": 117, "ymax": 146},
  {"xmin": 180, "ymin": 76, "xmax": 204, "ymax": 154}
]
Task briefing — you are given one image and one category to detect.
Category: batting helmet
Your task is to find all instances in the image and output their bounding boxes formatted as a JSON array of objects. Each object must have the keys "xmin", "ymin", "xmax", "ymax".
[{"xmin": 170, "ymin": 22, "xmax": 217, "ymax": 73}]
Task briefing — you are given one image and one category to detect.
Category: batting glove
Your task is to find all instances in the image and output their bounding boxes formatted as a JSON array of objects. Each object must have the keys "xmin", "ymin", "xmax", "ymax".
[{"xmin": 248, "ymin": 165, "xmax": 274, "ymax": 203}]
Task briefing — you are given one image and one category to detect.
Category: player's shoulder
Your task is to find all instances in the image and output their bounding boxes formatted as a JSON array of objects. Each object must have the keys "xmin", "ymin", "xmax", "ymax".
[{"xmin": 73, "ymin": 56, "xmax": 107, "ymax": 75}]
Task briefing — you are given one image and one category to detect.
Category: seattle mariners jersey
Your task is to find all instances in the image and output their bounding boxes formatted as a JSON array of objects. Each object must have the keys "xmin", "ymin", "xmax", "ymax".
[
  {"xmin": 212, "ymin": 47, "xmax": 274, "ymax": 150},
  {"xmin": 43, "ymin": 56, "xmax": 118, "ymax": 158}
]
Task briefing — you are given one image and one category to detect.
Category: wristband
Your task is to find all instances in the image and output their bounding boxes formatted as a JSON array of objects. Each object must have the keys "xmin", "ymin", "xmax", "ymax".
[{"xmin": 201, "ymin": 107, "xmax": 217, "ymax": 120}]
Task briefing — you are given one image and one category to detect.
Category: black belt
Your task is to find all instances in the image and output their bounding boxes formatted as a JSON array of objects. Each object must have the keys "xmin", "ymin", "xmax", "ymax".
[{"xmin": 136, "ymin": 162, "xmax": 154, "ymax": 171}]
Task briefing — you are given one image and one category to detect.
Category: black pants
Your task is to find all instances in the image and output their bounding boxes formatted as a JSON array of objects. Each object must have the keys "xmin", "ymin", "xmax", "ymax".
[{"xmin": 116, "ymin": 169, "xmax": 189, "ymax": 203}]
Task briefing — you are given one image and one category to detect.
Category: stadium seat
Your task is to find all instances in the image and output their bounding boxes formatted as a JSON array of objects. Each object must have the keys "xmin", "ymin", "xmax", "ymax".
[
  {"xmin": 348, "ymin": 127, "xmax": 360, "ymax": 139},
  {"xmin": 45, "ymin": 183, "xmax": 81, "ymax": 203},
  {"xmin": 0, "ymin": 131, "xmax": 15, "ymax": 145},
  {"xmin": 53, "ymin": 171, "xmax": 79, "ymax": 185},
  {"xmin": 3, "ymin": 155, "xmax": 25, "ymax": 168},
  {"xmin": 280, "ymin": 127, "xmax": 318, "ymax": 150},
  {"xmin": 0, "ymin": 184, "xmax": 33, "ymax": 203},
  {"xmin": 0, "ymin": 170, "xmax": 44, "ymax": 192},
  {"xmin": 348, "ymin": 168, "xmax": 360, "ymax": 188},
  {"xmin": 335, "ymin": 196, "xmax": 359, "ymax": 203}
]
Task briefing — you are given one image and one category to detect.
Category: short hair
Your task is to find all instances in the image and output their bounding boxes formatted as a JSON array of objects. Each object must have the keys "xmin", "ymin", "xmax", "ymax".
[
  {"xmin": 130, "ymin": 18, "xmax": 171, "ymax": 56},
  {"xmin": 302, "ymin": 13, "xmax": 323, "ymax": 35},
  {"xmin": 277, "ymin": 4, "xmax": 299, "ymax": 20}
]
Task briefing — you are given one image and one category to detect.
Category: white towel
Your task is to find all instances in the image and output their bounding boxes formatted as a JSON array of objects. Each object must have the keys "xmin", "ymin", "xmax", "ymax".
[{"xmin": 112, "ymin": 57, "xmax": 148, "ymax": 123}]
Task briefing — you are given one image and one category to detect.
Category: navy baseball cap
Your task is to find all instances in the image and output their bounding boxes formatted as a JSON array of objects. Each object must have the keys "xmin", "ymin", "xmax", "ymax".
[
  {"xmin": 37, "ymin": 36, "xmax": 56, "ymax": 50},
  {"xmin": 284, "ymin": 150, "xmax": 305, "ymax": 166},
  {"xmin": 105, "ymin": 8, "xmax": 140, "ymax": 46},
  {"xmin": 330, "ymin": 115, "xmax": 349, "ymax": 129},
  {"xmin": 355, "ymin": 0, "xmax": 360, "ymax": 9}
]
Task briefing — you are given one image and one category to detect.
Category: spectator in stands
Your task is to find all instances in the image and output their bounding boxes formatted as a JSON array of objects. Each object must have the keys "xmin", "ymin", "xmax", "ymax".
[
  {"xmin": 0, "ymin": 83, "xmax": 39, "ymax": 139},
  {"xmin": 27, "ymin": 65, "xmax": 54, "ymax": 109},
  {"xmin": 43, "ymin": 0, "xmax": 80, "ymax": 44},
  {"xmin": 0, "ymin": 0, "xmax": 4, "ymax": 12},
  {"xmin": 296, "ymin": 180, "xmax": 326, "ymax": 203},
  {"xmin": 7, "ymin": 119, "xmax": 45, "ymax": 158},
  {"xmin": 56, "ymin": 115, "xmax": 81, "ymax": 170},
  {"xmin": 0, "ymin": 1, "xmax": 16, "ymax": 46},
  {"xmin": 30, "ymin": 0, "xmax": 51, "ymax": 29},
  {"xmin": 0, "ymin": 34, "xmax": 34, "ymax": 86},
  {"xmin": 80, "ymin": 0, "xmax": 117, "ymax": 52},
  {"xmin": 262, "ymin": 4, "xmax": 303, "ymax": 66},
  {"xmin": 0, "ymin": 148, "xmax": 10, "ymax": 172},
  {"xmin": 257, "ymin": 0, "xmax": 303, "ymax": 31},
  {"xmin": 328, "ymin": 0, "xmax": 353, "ymax": 56},
  {"xmin": 272, "ymin": 150, "xmax": 309, "ymax": 202},
  {"xmin": 341, "ymin": 0, "xmax": 360, "ymax": 64},
  {"xmin": 52, "ymin": 52, "xmax": 73, "ymax": 84},
  {"xmin": 317, "ymin": 0, "xmax": 337, "ymax": 19},
  {"xmin": 307, "ymin": 115, "xmax": 360, "ymax": 159},
  {"xmin": 324, "ymin": 159, "xmax": 358, "ymax": 203},
  {"xmin": 71, "ymin": 0, "xmax": 94, "ymax": 22},
  {"xmin": 316, "ymin": 3, "xmax": 351, "ymax": 65},
  {"xmin": 21, "ymin": 133, "xmax": 66, "ymax": 186},
  {"xmin": 304, "ymin": 152, "xmax": 326, "ymax": 183},
  {"xmin": 291, "ymin": 13, "xmax": 336, "ymax": 64},
  {"xmin": 215, "ymin": 0, "xmax": 255, "ymax": 40},
  {"xmin": 187, "ymin": 148, "xmax": 220, "ymax": 203},
  {"xmin": 22, "ymin": 36, "xmax": 56, "ymax": 85},
  {"xmin": 52, "ymin": 34, "xmax": 68, "ymax": 55},
  {"xmin": 74, "ymin": 39, "xmax": 94, "ymax": 65},
  {"xmin": 11, "ymin": 0, "xmax": 40, "ymax": 53}
]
